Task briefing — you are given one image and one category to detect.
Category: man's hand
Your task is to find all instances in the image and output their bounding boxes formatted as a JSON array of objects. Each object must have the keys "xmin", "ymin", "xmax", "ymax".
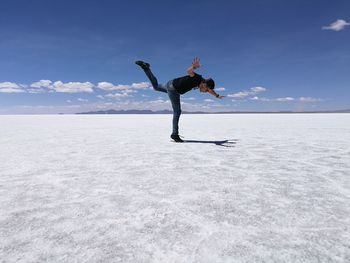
[
  {"xmin": 187, "ymin": 57, "xmax": 201, "ymax": 77},
  {"xmin": 208, "ymin": 88, "xmax": 225, "ymax": 99},
  {"xmin": 192, "ymin": 57, "xmax": 201, "ymax": 69}
]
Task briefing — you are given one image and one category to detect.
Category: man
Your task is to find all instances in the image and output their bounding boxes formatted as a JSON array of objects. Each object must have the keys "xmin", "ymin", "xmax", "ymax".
[{"xmin": 135, "ymin": 58, "xmax": 224, "ymax": 142}]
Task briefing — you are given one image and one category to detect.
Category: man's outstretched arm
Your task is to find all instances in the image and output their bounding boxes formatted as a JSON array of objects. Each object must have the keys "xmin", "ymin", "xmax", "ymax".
[
  {"xmin": 187, "ymin": 57, "xmax": 201, "ymax": 77},
  {"xmin": 207, "ymin": 88, "xmax": 225, "ymax": 99}
]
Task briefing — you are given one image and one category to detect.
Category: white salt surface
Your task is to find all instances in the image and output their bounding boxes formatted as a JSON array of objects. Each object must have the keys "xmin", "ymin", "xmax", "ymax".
[{"xmin": 0, "ymin": 114, "xmax": 349, "ymax": 262}]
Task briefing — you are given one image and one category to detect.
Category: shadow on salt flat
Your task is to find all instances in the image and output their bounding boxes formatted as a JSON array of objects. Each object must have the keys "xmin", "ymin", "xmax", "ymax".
[{"xmin": 182, "ymin": 139, "xmax": 238, "ymax": 147}]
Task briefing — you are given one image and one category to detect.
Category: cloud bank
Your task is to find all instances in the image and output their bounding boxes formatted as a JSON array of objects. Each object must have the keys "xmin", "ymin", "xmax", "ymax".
[
  {"xmin": 1, "ymin": 80, "xmax": 152, "ymax": 94},
  {"xmin": 249, "ymin": 96, "xmax": 323, "ymax": 103},
  {"xmin": 97, "ymin": 82, "xmax": 151, "ymax": 91}
]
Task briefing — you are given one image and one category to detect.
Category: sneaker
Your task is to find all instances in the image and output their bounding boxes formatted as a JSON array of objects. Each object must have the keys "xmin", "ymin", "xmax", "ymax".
[
  {"xmin": 171, "ymin": 134, "xmax": 184, "ymax": 143},
  {"xmin": 135, "ymin": 60, "xmax": 150, "ymax": 70}
]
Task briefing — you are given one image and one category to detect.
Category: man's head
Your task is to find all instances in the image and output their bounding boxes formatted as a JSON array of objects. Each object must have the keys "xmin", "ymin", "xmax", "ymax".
[{"xmin": 199, "ymin": 78, "xmax": 215, "ymax": 93}]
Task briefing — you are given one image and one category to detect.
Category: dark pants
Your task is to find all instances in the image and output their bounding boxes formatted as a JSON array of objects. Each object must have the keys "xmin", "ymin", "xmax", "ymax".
[{"xmin": 143, "ymin": 68, "xmax": 181, "ymax": 135}]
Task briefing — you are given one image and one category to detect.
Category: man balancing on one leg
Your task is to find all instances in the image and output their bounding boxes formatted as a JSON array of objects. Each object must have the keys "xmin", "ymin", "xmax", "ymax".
[{"xmin": 135, "ymin": 58, "xmax": 224, "ymax": 142}]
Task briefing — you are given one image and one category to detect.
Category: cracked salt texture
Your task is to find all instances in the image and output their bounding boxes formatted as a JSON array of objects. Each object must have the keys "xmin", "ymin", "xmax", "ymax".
[{"xmin": 0, "ymin": 114, "xmax": 349, "ymax": 262}]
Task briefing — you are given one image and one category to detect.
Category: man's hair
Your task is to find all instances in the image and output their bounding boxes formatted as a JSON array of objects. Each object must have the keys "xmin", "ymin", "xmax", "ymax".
[{"xmin": 205, "ymin": 78, "xmax": 215, "ymax": 89}]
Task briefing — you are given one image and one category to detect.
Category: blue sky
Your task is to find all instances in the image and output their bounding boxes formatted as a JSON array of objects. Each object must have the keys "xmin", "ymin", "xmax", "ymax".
[{"xmin": 0, "ymin": 0, "xmax": 349, "ymax": 113}]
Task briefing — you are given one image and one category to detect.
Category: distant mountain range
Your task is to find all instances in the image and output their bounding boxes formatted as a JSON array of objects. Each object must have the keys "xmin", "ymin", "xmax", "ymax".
[{"xmin": 75, "ymin": 109, "xmax": 350, "ymax": 114}]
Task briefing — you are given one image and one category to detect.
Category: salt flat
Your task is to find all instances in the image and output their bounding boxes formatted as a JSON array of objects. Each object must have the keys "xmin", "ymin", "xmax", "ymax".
[{"xmin": 0, "ymin": 114, "xmax": 349, "ymax": 262}]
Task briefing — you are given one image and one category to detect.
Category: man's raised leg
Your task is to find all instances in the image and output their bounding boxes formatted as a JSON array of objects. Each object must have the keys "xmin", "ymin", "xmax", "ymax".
[{"xmin": 135, "ymin": 61, "xmax": 167, "ymax": 93}]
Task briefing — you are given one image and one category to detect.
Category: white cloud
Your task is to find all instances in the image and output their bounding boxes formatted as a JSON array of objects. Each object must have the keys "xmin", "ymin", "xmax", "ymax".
[
  {"xmin": 30, "ymin": 80, "xmax": 52, "ymax": 88},
  {"xmin": 97, "ymin": 81, "xmax": 151, "ymax": 91},
  {"xmin": 123, "ymin": 89, "xmax": 137, "ymax": 94},
  {"xmin": 0, "ymin": 82, "xmax": 25, "ymax": 93},
  {"xmin": 299, "ymin": 97, "xmax": 323, "ymax": 102},
  {"xmin": 182, "ymin": 97, "xmax": 196, "ymax": 101},
  {"xmin": 52, "ymin": 81, "xmax": 94, "ymax": 93},
  {"xmin": 27, "ymin": 88, "xmax": 46, "ymax": 94},
  {"xmin": 149, "ymin": 99, "xmax": 169, "ymax": 104},
  {"xmin": 250, "ymin": 96, "xmax": 270, "ymax": 102},
  {"xmin": 96, "ymin": 95, "xmax": 105, "ymax": 99},
  {"xmin": 276, "ymin": 97, "xmax": 295, "ymax": 102},
  {"xmin": 204, "ymin": 99, "xmax": 214, "ymax": 102},
  {"xmin": 322, "ymin": 19, "xmax": 350, "ymax": 31},
  {"xmin": 77, "ymin": 98, "xmax": 88, "ymax": 102},
  {"xmin": 250, "ymin": 87, "xmax": 266, "ymax": 93},
  {"xmin": 229, "ymin": 91, "xmax": 250, "ymax": 98},
  {"xmin": 228, "ymin": 86, "xmax": 267, "ymax": 98},
  {"xmin": 131, "ymin": 82, "xmax": 151, "ymax": 89},
  {"xmin": 97, "ymin": 82, "xmax": 123, "ymax": 90},
  {"xmin": 66, "ymin": 100, "xmax": 72, "ymax": 103},
  {"xmin": 104, "ymin": 93, "xmax": 130, "ymax": 99}
]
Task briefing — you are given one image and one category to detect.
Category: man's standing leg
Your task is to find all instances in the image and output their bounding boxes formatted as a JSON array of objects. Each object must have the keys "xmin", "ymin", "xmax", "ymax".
[
  {"xmin": 135, "ymin": 61, "xmax": 167, "ymax": 93},
  {"xmin": 166, "ymin": 81, "xmax": 182, "ymax": 140}
]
